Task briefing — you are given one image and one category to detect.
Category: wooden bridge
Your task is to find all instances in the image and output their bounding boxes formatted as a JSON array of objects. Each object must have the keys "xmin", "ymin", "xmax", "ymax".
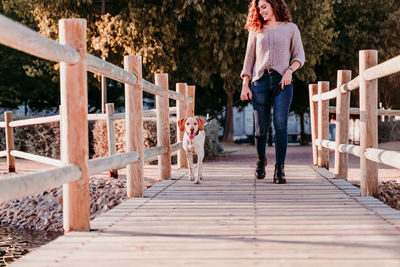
[
  {"xmin": 11, "ymin": 146, "xmax": 400, "ymax": 266},
  {"xmin": 1, "ymin": 14, "xmax": 400, "ymax": 266}
]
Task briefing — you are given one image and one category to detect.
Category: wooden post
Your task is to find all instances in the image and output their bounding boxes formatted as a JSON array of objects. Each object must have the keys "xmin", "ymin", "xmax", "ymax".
[
  {"xmin": 155, "ymin": 73, "xmax": 171, "ymax": 180},
  {"xmin": 359, "ymin": 50, "xmax": 378, "ymax": 197},
  {"xmin": 4, "ymin": 111, "xmax": 15, "ymax": 172},
  {"xmin": 176, "ymin": 83, "xmax": 187, "ymax": 169},
  {"xmin": 317, "ymin": 81, "xmax": 329, "ymax": 169},
  {"xmin": 124, "ymin": 55, "xmax": 144, "ymax": 198},
  {"xmin": 334, "ymin": 70, "xmax": 351, "ymax": 179},
  {"xmin": 308, "ymin": 84, "xmax": 318, "ymax": 166},
  {"xmin": 101, "ymin": 74, "xmax": 107, "ymax": 114},
  {"xmin": 106, "ymin": 103, "xmax": 118, "ymax": 178},
  {"xmin": 59, "ymin": 19, "xmax": 90, "ymax": 232},
  {"xmin": 187, "ymin": 85, "xmax": 196, "ymax": 116}
]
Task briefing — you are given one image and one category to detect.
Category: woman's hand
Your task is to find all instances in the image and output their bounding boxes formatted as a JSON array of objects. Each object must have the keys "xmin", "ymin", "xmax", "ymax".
[
  {"xmin": 280, "ymin": 69, "xmax": 293, "ymax": 89},
  {"xmin": 241, "ymin": 82, "xmax": 252, "ymax": 101}
]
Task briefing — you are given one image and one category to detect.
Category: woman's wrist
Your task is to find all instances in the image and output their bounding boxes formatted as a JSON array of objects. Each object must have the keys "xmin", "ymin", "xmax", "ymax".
[{"xmin": 288, "ymin": 67, "xmax": 295, "ymax": 72}]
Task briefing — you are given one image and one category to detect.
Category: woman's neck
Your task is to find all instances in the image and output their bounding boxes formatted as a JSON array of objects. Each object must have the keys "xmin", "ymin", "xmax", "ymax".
[{"xmin": 263, "ymin": 20, "xmax": 282, "ymax": 29}]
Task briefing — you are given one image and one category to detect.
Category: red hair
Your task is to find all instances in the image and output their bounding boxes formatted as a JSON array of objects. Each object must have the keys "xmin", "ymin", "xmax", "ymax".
[{"xmin": 245, "ymin": 0, "xmax": 292, "ymax": 33}]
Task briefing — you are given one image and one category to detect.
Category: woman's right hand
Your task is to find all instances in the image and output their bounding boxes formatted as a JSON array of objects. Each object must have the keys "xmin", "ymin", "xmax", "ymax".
[{"xmin": 240, "ymin": 77, "xmax": 252, "ymax": 101}]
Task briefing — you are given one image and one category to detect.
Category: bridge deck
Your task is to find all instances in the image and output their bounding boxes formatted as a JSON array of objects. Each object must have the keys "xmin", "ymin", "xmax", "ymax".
[{"xmin": 11, "ymin": 149, "xmax": 400, "ymax": 266}]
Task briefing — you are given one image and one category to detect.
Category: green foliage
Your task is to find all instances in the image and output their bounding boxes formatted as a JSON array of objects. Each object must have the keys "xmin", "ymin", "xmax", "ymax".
[
  {"xmin": 1, "ymin": 0, "xmax": 400, "ymax": 117},
  {"xmin": 319, "ymin": 0, "xmax": 400, "ymax": 109}
]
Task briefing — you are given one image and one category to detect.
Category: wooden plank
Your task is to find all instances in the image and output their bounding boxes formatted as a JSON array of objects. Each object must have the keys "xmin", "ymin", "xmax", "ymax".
[{"xmin": 0, "ymin": 14, "xmax": 80, "ymax": 64}]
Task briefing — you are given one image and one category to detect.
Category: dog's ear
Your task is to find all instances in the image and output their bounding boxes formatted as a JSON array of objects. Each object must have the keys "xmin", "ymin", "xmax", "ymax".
[
  {"xmin": 196, "ymin": 117, "xmax": 205, "ymax": 131},
  {"xmin": 178, "ymin": 118, "xmax": 186, "ymax": 132}
]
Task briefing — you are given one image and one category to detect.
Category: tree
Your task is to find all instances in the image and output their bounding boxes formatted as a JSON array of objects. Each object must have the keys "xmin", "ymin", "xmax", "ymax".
[
  {"xmin": 318, "ymin": 0, "xmax": 400, "ymax": 109},
  {"xmin": 287, "ymin": 0, "xmax": 335, "ymax": 144}
]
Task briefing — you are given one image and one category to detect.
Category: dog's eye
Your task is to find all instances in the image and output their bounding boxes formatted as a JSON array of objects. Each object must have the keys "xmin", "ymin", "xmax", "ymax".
[
  {"xmin": 194, "ymin": 122, "xmax": 197, "ymax": 125},
  {"xmin": 186, "ymin": 122, "xmax": 190, "ymax": 125}
]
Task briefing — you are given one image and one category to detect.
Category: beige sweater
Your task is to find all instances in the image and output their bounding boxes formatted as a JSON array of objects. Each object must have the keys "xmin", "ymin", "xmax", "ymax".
[{"xmin": 240, "ymin": 22, "xmax": 305, "ymax": 82}]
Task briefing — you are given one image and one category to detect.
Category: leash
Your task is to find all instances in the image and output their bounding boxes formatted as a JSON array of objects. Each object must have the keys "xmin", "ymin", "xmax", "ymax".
[
  {"xmin": 205, "ymin": 84, "xmax": 282, "ymax": 125},
  {"xmin": 205, "ymin": 98, "xmax": 245, "ymax": 124}
]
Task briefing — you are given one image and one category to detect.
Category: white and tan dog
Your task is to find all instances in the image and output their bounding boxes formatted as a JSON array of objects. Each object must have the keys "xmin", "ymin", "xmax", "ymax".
[{"xmin": 178, "ymin": 117, "xmax": 205, "ymax": 184}]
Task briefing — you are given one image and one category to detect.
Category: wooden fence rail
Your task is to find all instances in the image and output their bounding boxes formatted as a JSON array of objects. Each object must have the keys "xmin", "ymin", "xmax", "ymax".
[
  {"xmin": 309, "ymin": 49, "xmax": 400, "ymax": 198},
  {"xmin": 0, "ymin": 16, "xmax": 196, "ymax": 232}
]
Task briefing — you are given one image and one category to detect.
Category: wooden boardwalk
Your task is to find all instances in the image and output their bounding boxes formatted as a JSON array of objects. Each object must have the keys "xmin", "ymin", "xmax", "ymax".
[{"xmin": 11, "ymin": 156, "xmax": 400, "ymax": 266}]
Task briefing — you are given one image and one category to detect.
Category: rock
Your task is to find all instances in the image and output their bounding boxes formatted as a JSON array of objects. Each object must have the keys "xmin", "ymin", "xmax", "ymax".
[{"xmin": 109, "ymin": 199, "xmax": 119, "ymax": 208}]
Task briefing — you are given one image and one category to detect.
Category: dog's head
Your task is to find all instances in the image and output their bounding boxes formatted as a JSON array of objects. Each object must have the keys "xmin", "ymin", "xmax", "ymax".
[{"xmin": 178, "ymin": 117, "xmax": 205, "ymax": 136}]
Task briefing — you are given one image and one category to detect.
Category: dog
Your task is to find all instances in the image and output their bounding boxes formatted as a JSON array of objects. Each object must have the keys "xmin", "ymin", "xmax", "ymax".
[{"xmin": 178, "ymin": 117, "xmax": 205, "ymax": 184}]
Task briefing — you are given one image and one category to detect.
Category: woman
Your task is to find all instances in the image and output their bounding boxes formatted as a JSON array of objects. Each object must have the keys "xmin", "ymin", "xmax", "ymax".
[{"xmin": 240, "ymin": 0, "xmax": 305, "ymax": 183}]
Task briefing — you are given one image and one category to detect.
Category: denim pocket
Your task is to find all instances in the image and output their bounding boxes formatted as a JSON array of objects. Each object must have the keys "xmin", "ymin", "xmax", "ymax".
[{"xmin": 251, "ymin": 82, "xmax": 268, "ymax": 106}]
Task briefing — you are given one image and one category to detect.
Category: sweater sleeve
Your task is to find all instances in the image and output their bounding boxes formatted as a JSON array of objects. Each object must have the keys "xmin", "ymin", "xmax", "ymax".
[
  {"xmin": 240, "ymin": 31, "xmax": 256, "ymax": 79},
  {"xmin": 290, "ymin": 24, "xmax": 305, "ymax": 68}
]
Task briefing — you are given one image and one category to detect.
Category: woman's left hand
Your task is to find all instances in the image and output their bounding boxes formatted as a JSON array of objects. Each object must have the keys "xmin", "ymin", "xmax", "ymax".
[{"xmin": 280, "ymin": 69, "xmax": 293, "ymax": 89}]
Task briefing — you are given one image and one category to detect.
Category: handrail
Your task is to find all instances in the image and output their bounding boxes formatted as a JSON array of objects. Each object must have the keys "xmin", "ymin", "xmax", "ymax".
[
  {"xmin": 143, "ymin": 146, "xmax": 168, "ymax": 162},
  {"xmin": 87, "ymin": 54, "xmax": 138, "ymax": 86},
  {"xmin": 313, "ymin": 55, "xmax": 400, "ymax": 101},
  {"xmin": 10, "ymin": 150, "xmax": 62, "ymax": 167},
  {"xmin": 312, "ymin": 76, "xmax": 360, "ymax": 102},
  {"xmin": 0, "ymin": 14, "xmax": 80, "ymax": 64},
  {"xmin": 88, "ymin": 151, "xmax": 139, "ymax": 176},
  {"xmin": 309, "ymin": 49, "xmax": 400, "ymax": 198},
  {"xmin": 363, "ymin": 54, "xmax": 400, "ymax": 81},
  {"xmin": 87, "ymin": 54, "xmax": 193, "ymax": 102},
  {"xmin": 318, "ymin": 139, "xmax": 400, "ymax": 169},
  {"xmin": 0, "ymin": 151, "xmax": 7, "ymax": 157},
  {"xmin": 338, "ymin": 143, "xmax": 361, "ymax": 158},
  {"xmin": 171, "ymin": 142, "xmax": 183, "ymax": 152},
  {"xmin": 9, "ymin": 115, "xmax": 61, "ymax": 127},
  {"xmin": 0, "ymin": 164, "xmax": 81, "ymax": 204},
  {"xmin": 364, "ymin": 148, "xmax": 400, "ymax": 169},
  {"xmin": 329, "ymin": 106, "xmax": 400, "ymax": 116}
]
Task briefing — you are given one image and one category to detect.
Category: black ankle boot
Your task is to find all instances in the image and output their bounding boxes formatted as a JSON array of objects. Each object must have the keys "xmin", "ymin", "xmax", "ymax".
[
  {"xmin": 273, "ymin": 164, "xmax": 286, "ymax": 184},
  {"xmin": 255, "ymin": 157, "xmax": 267, "ymax": 179}
]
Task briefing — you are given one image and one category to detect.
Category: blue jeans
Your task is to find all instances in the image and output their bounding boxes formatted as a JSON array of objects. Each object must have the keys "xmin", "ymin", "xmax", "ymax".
[{"xmin": 251, "ymin": 71, "xmax": 293, "ymax": 165}]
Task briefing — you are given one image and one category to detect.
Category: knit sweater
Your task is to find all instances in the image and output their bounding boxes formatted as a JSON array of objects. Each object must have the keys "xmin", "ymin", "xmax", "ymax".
[{"xmin": 240, "ymin": 22, "xmax": 305, "ymax": 82}]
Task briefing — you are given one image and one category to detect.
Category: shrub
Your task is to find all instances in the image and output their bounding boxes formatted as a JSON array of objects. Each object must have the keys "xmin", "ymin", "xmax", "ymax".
[
  {"xmin": 0, "ymin": 123, "xmax": 60, "ymax": 159},
  {"xmin": 0, "ymin": 121, "xmax": 96, "ymax": 160},
  {"xmin": 378, "ymin": 120, "xmax": 400, "ymax": 143}
]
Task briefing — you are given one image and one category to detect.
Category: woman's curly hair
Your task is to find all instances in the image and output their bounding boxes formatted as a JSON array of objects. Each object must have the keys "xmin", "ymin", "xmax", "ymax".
[{"xmin": 245, "ymin": 0, "xmax": 292, "ymax": 33}]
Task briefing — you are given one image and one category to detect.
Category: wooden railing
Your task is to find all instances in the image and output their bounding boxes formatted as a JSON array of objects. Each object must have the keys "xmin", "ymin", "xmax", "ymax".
[
  {"xmin": 309, "ymin": 50, "xmax": 400, "ymax": 197},
  {"xmin": 0, "ymin": 15, "xmax": 195, "ymax": 232}
]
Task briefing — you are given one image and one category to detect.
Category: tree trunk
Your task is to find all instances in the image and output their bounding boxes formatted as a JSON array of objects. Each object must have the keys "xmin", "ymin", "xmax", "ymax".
[{"xmin": 222, "ymin": 92, "xmax": 234, "ymax": 143}]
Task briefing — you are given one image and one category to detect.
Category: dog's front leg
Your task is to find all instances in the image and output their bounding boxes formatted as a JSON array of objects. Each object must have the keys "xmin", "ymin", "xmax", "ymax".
[
  {"xmin": 186, "ymin": 152, "xmax": 195, "ymax": 181},
  {"xmin": 194, "ymin": 152, "xmax": 204, "ymax": 184}
]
